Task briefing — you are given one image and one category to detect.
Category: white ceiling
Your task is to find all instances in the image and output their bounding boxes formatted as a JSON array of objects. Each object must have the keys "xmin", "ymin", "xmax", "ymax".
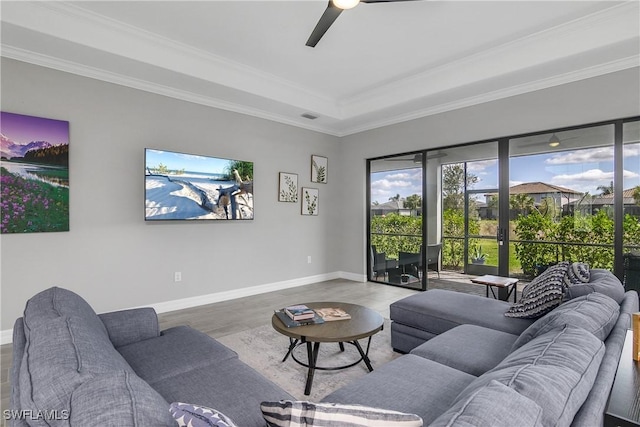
[{"xmin": 1, "ymin": 1, "xmax": 639, "ymax": 136}]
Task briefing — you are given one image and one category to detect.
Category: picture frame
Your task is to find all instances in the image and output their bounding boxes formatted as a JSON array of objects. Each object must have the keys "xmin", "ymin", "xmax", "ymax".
[
  {"xmin": 311, "ymin": 155, "xmax": 328, "ymax": 184},
  {"xmin": 0, "ymin": 111, "xmax": 70, "ymax": 234},
  {"xmin": 278, "ymin": 172, "xmax": 298, "ymax": 202},
  {"xmin": 301, "ymin": 187, "xmax": 319, "ymax": 216}
]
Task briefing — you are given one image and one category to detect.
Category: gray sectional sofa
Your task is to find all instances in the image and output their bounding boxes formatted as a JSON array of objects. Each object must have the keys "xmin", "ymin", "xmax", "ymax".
[
  {"xmin": 323, "ymin": 268, "xmax": 639, "ymax": 426},
  {"xmin": 11, "ymin": 267, "xmax": 639, "ymax": 426},
  {"xmin": 10, "ymin": 287, "xmax": 294, "ymax": 427}
]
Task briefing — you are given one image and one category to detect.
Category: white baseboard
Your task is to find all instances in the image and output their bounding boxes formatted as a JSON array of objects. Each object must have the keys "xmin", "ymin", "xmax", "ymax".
[
  {"xmin": 0, "ymin": 271, "xmax": 362, "ymax": 345},
  {"xmin": 1, "ymin": 329, "xmax": 13, "ymax": 346}
]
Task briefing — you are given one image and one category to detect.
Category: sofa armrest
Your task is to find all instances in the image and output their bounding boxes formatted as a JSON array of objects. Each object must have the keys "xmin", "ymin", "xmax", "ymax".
[{"xmin": 99, "ymin": 308, "xmax": 160, "ymax": 348}]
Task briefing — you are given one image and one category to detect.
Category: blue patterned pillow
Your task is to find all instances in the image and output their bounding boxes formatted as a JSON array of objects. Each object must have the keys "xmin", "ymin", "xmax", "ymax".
[
  {"xmin": 564, "ymin": 262, "xmax": 590, "ymax": 287},
  {"xmin": 261, "ymin": 401, "xmax": 423, "ymax": 426},
  {"xmin": 170, "ymin": 402, "xmax": 238, "ymax": 427},
  {"xmin": 505, "ymin": 262, "xmax": 570, "ymax": 319}
]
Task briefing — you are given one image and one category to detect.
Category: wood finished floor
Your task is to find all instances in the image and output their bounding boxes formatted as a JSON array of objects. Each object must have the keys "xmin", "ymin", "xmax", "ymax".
[{"xmin": 0, "ymin": 279, "xmax": 417, "ymax": 415}]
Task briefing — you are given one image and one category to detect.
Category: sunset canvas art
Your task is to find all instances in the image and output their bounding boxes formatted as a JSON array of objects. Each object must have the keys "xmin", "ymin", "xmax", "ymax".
[{"xmin": 1, "ymin": 112, "xmax": 70, "ymax": 233}]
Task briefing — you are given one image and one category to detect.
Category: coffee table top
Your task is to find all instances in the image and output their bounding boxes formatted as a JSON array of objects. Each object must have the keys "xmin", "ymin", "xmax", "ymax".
[
  {"xmin": 471, "ymin": 275, "xmax": 519, "ymax": 287},
  {"xmin": 272, "ymin": 302, "xmax": 384, "ymax": 343}
]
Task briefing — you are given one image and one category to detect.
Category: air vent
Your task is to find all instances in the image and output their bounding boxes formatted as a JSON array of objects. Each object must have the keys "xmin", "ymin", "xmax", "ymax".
[{"xmin": 301, "ymin": 113, "xmax": 318, "ymax": 120}]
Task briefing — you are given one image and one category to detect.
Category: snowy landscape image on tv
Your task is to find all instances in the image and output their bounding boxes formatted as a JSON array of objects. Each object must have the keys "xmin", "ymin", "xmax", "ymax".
[{"xmin": 145, "ymin": 149, "xmax": 253, "ymax": 221}]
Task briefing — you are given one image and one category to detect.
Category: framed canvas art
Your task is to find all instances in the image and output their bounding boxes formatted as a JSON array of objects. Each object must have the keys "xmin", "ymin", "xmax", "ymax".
[
  {"xmin": 311, "ymin": 155, "xmax": 327, "ymax": 184},
  {"xmin": 301, "ymin": 187, "xmax": 319, "ymax": 216},
  {"xmin": 0, "ymin": 112, "xmax": 70, "ymax": 233},
  {"xmin": 278, "ymin": 172, "xmax": 298, "ymax": 202}
]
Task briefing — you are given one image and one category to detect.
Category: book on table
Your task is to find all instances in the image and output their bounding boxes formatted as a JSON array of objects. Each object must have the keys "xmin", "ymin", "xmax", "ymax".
[
  {"xmin": 315, "ymin": 307, "xmax": 351, "ymax": 321},
  {"xmin": 274, "ymin": 310, "xmax": 325, "ymax": 328},
  {"xmin": 284, "ymin": 304, "xmax": 316, "ymax": 321}
]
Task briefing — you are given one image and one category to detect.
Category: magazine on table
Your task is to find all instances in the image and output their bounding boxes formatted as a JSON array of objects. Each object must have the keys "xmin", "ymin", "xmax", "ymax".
[{"xmin": 315, "ymin": 307, "xmax": 351, "ymax": 321}]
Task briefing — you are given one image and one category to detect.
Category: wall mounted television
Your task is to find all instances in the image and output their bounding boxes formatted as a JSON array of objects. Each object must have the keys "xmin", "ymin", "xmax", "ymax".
[{"xmin": 145, "ymin": 148, "xmax": 253, "ymax": 221}]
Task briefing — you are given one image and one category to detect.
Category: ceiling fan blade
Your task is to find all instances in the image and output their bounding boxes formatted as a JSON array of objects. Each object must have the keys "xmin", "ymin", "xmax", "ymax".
[{"xmin": 306, "ymin": 2, "xmax": 343, "ymax": 47}]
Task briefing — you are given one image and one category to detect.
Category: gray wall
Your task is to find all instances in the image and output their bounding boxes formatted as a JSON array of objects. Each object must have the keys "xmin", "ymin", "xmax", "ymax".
[
  {"xmin": 2, "ymin": 57, "xmax": 639, "ymax": 336},
  {"xmin": 0, "ymin": 58, "xmax": 341, "ymax": 332},
  {"xmin": 337, "ymin": 67, "xmax": 640, "ymax": 277}
]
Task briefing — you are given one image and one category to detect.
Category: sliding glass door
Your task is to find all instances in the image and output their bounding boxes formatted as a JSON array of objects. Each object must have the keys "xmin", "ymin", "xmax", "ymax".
[
  {"xmin": 368, "ymin": 117, "xmax": 640, "ymax": 290},
  {"xmin": 368, "ymin": 153, "xmax": 425, "ymax": 290}
]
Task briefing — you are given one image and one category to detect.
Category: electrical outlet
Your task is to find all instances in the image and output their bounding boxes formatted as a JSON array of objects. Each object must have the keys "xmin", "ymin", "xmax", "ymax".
[
  {"xmin": 174, "ymin": 272, "xmax": 182, "ymax": 282},
  {"xmin": 307, "ymin": 256, "xmax": 312, "ymax": 264}
]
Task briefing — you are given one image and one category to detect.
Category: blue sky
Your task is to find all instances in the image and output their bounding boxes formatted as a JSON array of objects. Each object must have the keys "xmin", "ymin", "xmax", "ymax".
[
  {"xmin": 145, "ymin": 149, "xmax": 234, "ymax": 174},
  {"xmin": 371, "ymin": 145, "xmax": 640, "ymax": 204}
]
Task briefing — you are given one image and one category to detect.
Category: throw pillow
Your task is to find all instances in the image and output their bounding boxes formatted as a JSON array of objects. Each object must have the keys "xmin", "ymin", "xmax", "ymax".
[
  {"xmin": 564, "ymin": 262, "xmax": 590, "ymax": 287},
  {"xmin": 260, "ymin": 400, "xmax": 423, "ymax": 427},
  {"xmin": 170, "ymin": 402, "xmax": 238, "ymax": 427},
  {"xmin": 510, "ymin": 292, "xmax": 620, "ymax": 351},
  {"xmin": 564, "ymin": 268, "xmax": 626, "ymax": 304},
  {"xmin": 505, "ymin": 262, "xmax": 570, "ymax": 319}
]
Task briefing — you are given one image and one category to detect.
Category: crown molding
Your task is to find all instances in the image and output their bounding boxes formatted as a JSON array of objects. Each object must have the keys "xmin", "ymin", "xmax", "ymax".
[
  {"xmin": 1, "ymin": 1, "xmax": 638, "ymax": 137},
  {"xmin": 1, "ymin": 1, "xmax": 340, "ymax": 119},
  {"xmin": 339, "ymin": 1, "xmax": 640, "ymax": 118},
  {"xmin": 339, "ymin": 55, "xmax": 640, "ymax": 136},
  {"xmin": 0, "ymin": 45, "xmax": 343, "ymax": 137}
]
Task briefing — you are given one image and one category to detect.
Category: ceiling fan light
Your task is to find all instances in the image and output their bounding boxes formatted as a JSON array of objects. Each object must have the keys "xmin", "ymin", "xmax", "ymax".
[
  {"xmin": 333, "ymin": 0, "xmax": 360, "ymax": 10},
  {"xmin": 548, "ymin": 134, "xmax": 561, "ymax": 147}
]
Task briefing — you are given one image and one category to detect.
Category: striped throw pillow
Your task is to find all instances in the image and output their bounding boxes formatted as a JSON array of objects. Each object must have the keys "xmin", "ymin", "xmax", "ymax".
[
  {"xmin": 564, "ymin": 262, "xmax": 590, "ymax": 286},
  {"xmin": 260, "ymin": 401, "xmax": 423, "ymax": 427},
  {"xmin": 505, "ymin": 262, "xmax": 570, "ymax": 319},
  {"xmin": 170, "ymin": 402, "xmax": 238, "ymax": 427}
]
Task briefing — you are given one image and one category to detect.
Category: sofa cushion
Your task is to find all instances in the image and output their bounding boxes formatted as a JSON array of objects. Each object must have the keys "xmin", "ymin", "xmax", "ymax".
[
  {"xmin": 69, "ymin": 370, "xmax": 174, "ymax": 426},
  {"xmin": 458, "ymin": 326, "xmax": 604, "ymax": 427},
  {"xmin": 149, "ymin": 357, "xmax": 295, "ymax": 427},
  {"xmin": 322, "ymin": 355, "xmax": 476, "ymax": 425},
  {"xmin": 117, "ymin": 326, "xmax": 238, "ymax": 383},
  {"xmin": 260, "ymin": 401, "xmax": 423, "ymax": 427},
  {"xmin": 511, "ymin": 292, "xmax": 620, "ymax": 351},
  {"xmin": 170, "ymin": 402, "xmax": 238, "ymax": 427},
  {"xmin": 391, "ymin": 290, "xmax": 533, "ymax": 340},
  {"xmin": 429, "ymin": 380, "xmax": 543, "ymax": 427},
  {"xmin": 564, "ymin": 262, "xmax": 590, "ymax": 286},
  {"xmin": 505, "ymin": 261, "xmax": 570, "ymax": 319},
  {"xmin": 20, "ymin": 288, "xmax": 134, "ymax": 426},
  {"xmin": 410, "ymin": 325, "xmax": 518, "ymax": 376},
  {"xmin": 564, "ymin": 268, "xmax": 626, "ymax": 303},
  {"xmin": 23, "ymin": 287, "xmax": 109, "ymax": 337}
]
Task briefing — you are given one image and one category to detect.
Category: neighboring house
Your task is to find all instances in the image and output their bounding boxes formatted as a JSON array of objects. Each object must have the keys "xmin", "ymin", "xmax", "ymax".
[
  {"xmin": 509, "ymin": 182, "xmax": 583, "ymax": 208},
  {"xmin": 478, "ymin": 182, "xmax": 583, "ymax": 219},
  {"xmin": 371, "ymin": 199, "xmax": 412, "ymax": 217},
  {"xmin": 565, "ymin": 188, "xmax": 640, "ymax": 216}
]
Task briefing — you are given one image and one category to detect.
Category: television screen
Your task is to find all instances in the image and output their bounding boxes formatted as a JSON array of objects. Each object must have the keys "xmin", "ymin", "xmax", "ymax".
[{"xmin": 145, "ymin": 149, "xmax": 253, "ymax": 221}]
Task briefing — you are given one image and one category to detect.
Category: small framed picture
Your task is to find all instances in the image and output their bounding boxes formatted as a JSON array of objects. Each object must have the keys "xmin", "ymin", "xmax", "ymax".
[
  {"xmin": 278, "ymin": 172, "xmax": 298, "ymax": 202},
  {"xmin": 311, "ymin": 155, "xmax": 327, "ymax": 184},
  {"xmin": 301, "ymin": 187, "xmax": 319, "ymax": 216}
]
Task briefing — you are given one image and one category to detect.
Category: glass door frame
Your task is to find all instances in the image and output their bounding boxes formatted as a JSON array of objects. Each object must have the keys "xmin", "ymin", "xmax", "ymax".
[{"xmin": 366, "ymin": 151, "xmax": 427, "ymax": 291}]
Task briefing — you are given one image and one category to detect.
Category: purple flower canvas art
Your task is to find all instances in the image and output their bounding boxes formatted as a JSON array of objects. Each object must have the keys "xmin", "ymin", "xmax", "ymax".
[{"xmin": 1, "ymin": 112, "xmax": 70, "ymax": 233}]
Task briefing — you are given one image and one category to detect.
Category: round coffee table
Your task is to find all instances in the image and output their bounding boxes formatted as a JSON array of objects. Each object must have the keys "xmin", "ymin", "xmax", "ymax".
[{"xmin": 271, "ymin": 302, "xmax": 384, "ymax": 395}]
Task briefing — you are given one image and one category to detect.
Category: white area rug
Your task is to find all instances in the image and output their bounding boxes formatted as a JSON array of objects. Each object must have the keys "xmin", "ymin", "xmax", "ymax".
[{"xmin": 217, "ymin": 319, "xmax": 399, "ymax": 401}]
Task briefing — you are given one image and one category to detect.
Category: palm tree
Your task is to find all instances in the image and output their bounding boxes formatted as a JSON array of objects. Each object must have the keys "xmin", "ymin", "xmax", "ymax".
[
  {"xmin": 509, "ymin": 193, "xmax": 534, "ymax": 215},
  {"xmin": 597, "ymin": 181, "xmax": 614, "ymax": 196}
]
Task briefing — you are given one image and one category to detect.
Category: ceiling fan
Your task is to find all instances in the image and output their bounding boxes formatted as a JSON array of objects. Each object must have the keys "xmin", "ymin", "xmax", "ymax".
[
  {"xmin": 522, "ymin": 133, "xmax": 580, "ymax": 148},
  {"xmin": 306, "ymin": 0, "xmax": 420, "ymax": 47}
]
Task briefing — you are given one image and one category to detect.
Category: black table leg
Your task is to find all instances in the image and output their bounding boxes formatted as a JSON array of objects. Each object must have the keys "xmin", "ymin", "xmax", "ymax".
[
  {"xmin": 339, "ymin": 342, "xmax": 345, "ymax": 352},
  {"xmin": 353, "ymin": 337, "xmax": 374, "ymax": 372},
  {"xmin": 304, "ymin": 342, "xmax": 320, "ymax": 395},
  {"xmin": 282, "ymin": 338, "xmax": 299, "ymax": 362}
]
